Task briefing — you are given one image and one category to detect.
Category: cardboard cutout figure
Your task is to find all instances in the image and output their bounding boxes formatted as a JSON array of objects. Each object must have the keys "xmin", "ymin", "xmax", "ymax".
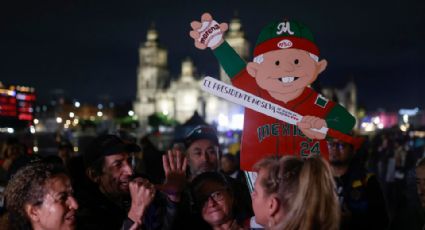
[{"xmin": 190, "ymin": 13, "xmax": 356, "ymax": 171}]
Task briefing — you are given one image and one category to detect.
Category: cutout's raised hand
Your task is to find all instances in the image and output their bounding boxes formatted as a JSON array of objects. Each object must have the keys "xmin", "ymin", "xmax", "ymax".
[{"xmin": 189, "ymin": 12, "xmax": 228, "ymax": 50}]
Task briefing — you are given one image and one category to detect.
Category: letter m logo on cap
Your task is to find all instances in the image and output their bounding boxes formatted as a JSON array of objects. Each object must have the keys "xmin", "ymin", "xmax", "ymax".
[{"xmin": 253, "ymin": 20, "xmax": 320, "ymax": 57}]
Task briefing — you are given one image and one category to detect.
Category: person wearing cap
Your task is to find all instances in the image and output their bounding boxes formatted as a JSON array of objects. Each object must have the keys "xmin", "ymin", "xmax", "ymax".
[
  {"xmin": 76, "ymin": 134, "xmax": 187, "ymax": 230},
  {"xmin": 172, "ymin": 126, "xmax": 253, "ymax": 229},
  {"xmin": 189, "ymin": 13, "xmax": 355, "ymax": 171},
  {"xmin": 328, "ymin": 138, "xmax": 389, "ymax": 230},
  {"xmin": 184, "ymin": 125, "xmax": 220, "ymax": 181}
]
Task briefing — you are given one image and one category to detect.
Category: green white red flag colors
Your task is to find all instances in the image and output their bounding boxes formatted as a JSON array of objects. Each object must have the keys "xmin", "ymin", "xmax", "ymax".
[{"xmin": 201, "ymin": 76, "xmax": 364, "ymax": 149}]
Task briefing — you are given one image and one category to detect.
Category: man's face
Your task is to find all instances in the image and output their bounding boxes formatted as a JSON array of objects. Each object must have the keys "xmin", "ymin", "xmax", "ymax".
[
  {"xmin": 99, "ymin": 152, "xmax": 133, "ymax": 196},
  {"xmin": 416, "ymin": 166, "xmax": 425, "ymax": 208},
  {"xmin": 252, "ymin": 49, "xmax": 326, "ymax": 95},
  {"xmin": 58, "ymin": 148, "xmax": 71, "ymax": 163},
  {"xmin": 33, "ymin": 174, "xmax": 78, "ymax": 230},
  {"xmin": 328, "ymin": 139, "xmax": 353, "ymax": 166},
  {"xmin": 220, "ymin": 157, "xmax": 234, "ymax": 174},
  {"xmin": 186, "ymin": 139, "xmax": 219, "ymax": 177}
]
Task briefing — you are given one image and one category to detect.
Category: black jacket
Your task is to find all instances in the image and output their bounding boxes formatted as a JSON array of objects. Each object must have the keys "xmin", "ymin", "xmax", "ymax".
[
  {"xmin": 76, "ymin": 185, "xmax": 178, "ymax": 230},
  {"xmin": 335, "ymin": 164, "xmax": 390, "ymax": 230}
]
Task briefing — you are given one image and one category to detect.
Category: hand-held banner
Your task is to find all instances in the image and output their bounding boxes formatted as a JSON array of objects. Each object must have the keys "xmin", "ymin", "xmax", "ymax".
[{"xmin": 201, "ymin": 76, "xmax": 363, "ymax": 148}]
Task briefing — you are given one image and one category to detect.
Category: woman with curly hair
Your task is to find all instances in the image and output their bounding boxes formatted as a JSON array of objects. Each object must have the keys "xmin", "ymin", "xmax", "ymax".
[
  {"xmin": 4, "ymin": 163, "xmax": 78, "ymax": 230},
  {"xmin": 252, "ymin": 156, "xmax": 340, "ymax": 230}
]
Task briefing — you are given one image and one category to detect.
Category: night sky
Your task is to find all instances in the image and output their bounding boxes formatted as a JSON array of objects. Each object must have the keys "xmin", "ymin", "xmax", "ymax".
[{"xmin": 1, "ymin": 0, "xmax": 424, "ymax": 111}]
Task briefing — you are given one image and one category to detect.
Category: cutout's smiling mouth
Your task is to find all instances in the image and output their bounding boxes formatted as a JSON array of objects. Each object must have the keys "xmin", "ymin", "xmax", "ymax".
[{"xmin": 277, "ymin": 76, "xmax": 299, "ymax": 83}]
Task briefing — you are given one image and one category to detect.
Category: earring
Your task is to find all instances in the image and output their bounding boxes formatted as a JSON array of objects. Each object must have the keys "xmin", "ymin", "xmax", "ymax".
[{"xmin": 268, "ymin": 218, "xmax": 275, "ymax": 228}]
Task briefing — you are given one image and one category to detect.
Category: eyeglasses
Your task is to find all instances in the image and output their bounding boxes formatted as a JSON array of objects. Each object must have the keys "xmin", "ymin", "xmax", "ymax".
[
  {"xmin": 199, "ymin": 189, "xmax": 227, "ymax": 206},
  {"xmin": 209, "ymin": 190, "xmax": 225, "ymax": 202},
  {"xmin": 327, "ymin": 141, "xmax": 347, "ymax": 149}
]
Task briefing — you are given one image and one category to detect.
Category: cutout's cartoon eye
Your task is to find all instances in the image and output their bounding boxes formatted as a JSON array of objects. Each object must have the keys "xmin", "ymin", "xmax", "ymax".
[
  {"xmin": 294, "ymin": 59, "xmax": 299, "ymax": 65},
  {"xmin": 275, "ymin": 60, "xmax": 280, "ymax": 66}
]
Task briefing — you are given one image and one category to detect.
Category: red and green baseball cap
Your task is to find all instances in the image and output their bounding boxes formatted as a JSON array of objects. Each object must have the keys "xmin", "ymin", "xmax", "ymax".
[{"xmin": 253, "ymin": 20, "xmax": 320, "ymax": 57}]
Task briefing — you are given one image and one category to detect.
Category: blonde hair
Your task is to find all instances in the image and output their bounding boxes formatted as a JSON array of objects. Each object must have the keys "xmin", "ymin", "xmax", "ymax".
[{"xmin": 254, "ymin": 156, "xmax": 340, "ymax": 230}]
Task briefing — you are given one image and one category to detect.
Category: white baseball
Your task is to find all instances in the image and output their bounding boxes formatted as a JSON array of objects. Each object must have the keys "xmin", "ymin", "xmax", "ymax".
[
  {"xmin": 197, "ymin": 21, "xmax": 211, "ymax": 32},
  {"xmin": 197, "ymin": 20, "xmax": 222, "ymax": 48}
]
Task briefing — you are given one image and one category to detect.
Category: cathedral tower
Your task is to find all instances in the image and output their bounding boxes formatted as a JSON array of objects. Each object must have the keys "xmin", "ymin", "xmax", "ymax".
[{"xmin": 134, "ymin": 25, "xmax": 169, "ymax": 124}]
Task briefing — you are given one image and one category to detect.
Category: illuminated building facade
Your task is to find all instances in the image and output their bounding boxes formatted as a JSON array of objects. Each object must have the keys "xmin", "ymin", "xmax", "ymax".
[
  {"xmin": 134, "ymin": 17, "xmax": 248, "ymax": 131},
  {"xmin": 322, "ymin": 79, "xmax": 357, "ymax": 120},
  {"xmin": 133, "ymin": 18, "xmax": 359, "ymax": 132},
  {"xmin": 321, "ymin": 79, "xmax": 358, "ymax": 130}
]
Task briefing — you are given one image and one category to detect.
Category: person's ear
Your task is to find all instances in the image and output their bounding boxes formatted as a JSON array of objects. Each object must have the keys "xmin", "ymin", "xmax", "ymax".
[
  {"xmin": 316, "ymin": 59, "xmax": 328, "ymax": 74},
  {"xmin": 86, "ymin": 168, "xmax": 100, "ymax": 183},
  {"xmin": 247, "ymin": 62, "xmax": 260, "ymax": 78},
  {"xmin": 25, "ymin": 204, "xmax": 40, "ymax": 223},
  {"xmin": 268, "ymin": 196, "xmax": 281, "ymax": 217}
]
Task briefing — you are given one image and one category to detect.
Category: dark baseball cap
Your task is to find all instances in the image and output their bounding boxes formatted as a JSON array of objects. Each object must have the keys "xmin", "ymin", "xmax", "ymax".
[
  {"xmin": 184, "ymin": 125, "xmax": 219, "ymax": 148},
  {"xmin": 83, "ymin": 134, "xmax": 141, "ymax": 169}
]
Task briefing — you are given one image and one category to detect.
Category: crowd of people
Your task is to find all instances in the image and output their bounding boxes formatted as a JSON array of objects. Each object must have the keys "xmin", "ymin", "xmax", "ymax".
[{"xmin": 0, "ymin": 125, "xmax": 424, "ymax": 229}]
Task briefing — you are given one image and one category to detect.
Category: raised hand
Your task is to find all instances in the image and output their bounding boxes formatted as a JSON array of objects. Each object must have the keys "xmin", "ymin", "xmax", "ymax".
[
  {"xmin": 189, "ymin": 12, "xmax": 228, "ymax": 50},
  {"xmin": 157, "ymin": 149, "xmax": 188, "ymax": 202},
  {"xmin": 297, "ymin": 115, "xmax": 327, "ymax": 140},
  {"xmin": 127, "ymin": 177, "xmax": 156, "ymax": 223}
]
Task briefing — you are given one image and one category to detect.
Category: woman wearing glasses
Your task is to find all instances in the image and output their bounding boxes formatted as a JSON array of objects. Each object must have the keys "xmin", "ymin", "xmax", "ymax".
[{"xmin": 191, "ymin": 172, "xmax": 248, "ymax": 230}]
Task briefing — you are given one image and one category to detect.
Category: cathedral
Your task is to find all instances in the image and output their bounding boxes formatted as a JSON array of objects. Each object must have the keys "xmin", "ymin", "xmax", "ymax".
[
  {"xmin": 133, "ymin": 17, "xmax": 357, "ymax": 131},
  {"xmin": 133, "ymin": 17, "xmax": 249, "ymax": 130}
]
